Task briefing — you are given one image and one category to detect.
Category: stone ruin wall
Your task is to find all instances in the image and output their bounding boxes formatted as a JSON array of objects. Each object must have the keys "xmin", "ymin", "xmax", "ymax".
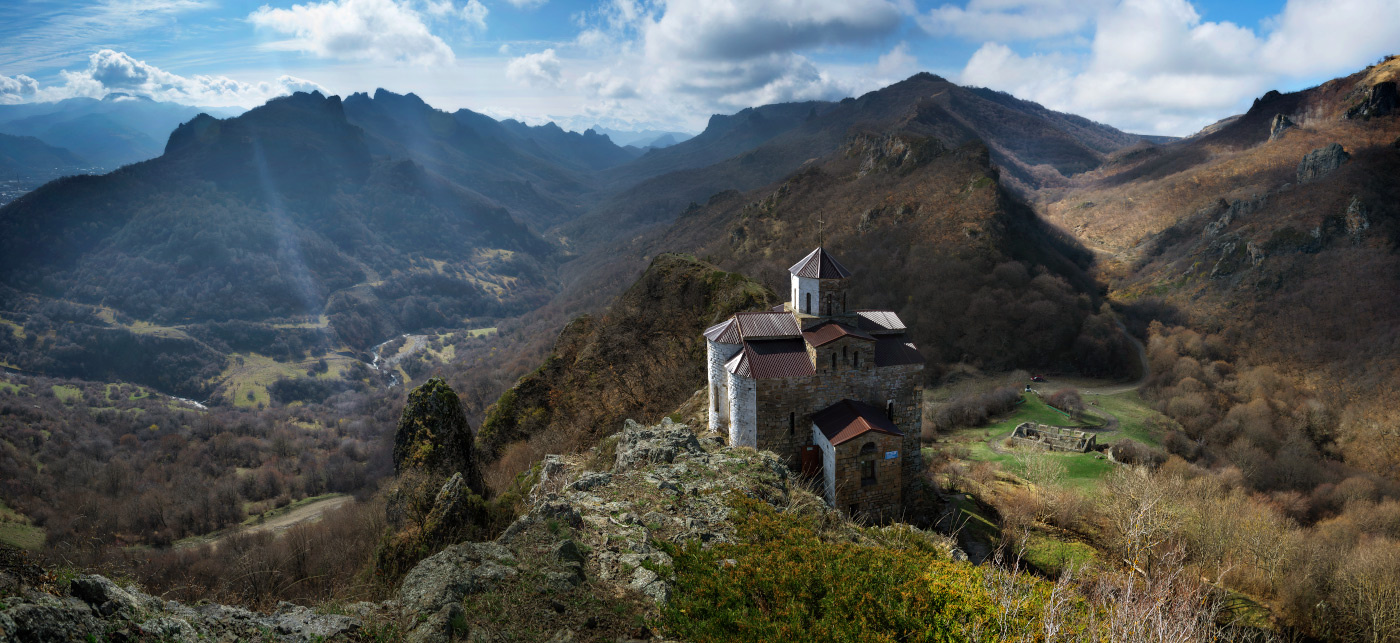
[{"xmin": 1011, "ymin": 422, "xmax": 1097, "ymax": 453}]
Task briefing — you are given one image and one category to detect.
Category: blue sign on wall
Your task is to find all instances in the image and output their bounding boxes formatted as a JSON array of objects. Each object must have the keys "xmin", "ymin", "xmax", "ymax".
[{"xmin": 885, "ymin": 451, "xmax": 898, "ymax": 459}]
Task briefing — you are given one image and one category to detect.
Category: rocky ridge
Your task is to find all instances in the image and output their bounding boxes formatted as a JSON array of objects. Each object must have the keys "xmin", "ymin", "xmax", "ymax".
[{"xmin": 0, "ymin": 418, "xmax": 842, "ymax": 642}]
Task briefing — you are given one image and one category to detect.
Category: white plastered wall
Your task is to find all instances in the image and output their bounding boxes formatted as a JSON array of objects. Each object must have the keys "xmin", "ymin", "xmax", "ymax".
[
  {"xmin": 812, "ymin": 424, "xmax": 836, "ymax": 507},
  {"xmin": 727, "ymin": 370, "xmax": 757, "ymax": 447},
  {"xmin": 706, "ymin": 340, "xmax": 741, "ymax": 432},
  {"xmin": 791, "ymin": 274, "xmax": 820, "ymax": 315}
]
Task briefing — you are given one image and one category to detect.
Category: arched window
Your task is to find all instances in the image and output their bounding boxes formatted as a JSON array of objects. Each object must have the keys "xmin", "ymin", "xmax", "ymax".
[
  {"xmin": 853, "ymin": 351, "xmax": 860, "ymax": 368},
  {"xmin": 831, "ymin": 353, "xmax": 836, "ymax": 370},
  {"xmin": 789, "ymin": 412, "xmax": 795, "ymax": 435},
  {"xmin": 805, "ymin": 292, "xmax": 811, "ymax": 314},
  {"xmin": 859, "ymin": 442, "xmax": 877, "ymax": 486},
  {"xmin": 886, "ymin": 400, "xmax": 895, "ymax": 422},
  {"xmin": 825, "ymin": 297, "xmax": 832, "ymax": 316},
  {"xmin": 842, "ymin": 346, "xmax": 848, "ymax": 363}
]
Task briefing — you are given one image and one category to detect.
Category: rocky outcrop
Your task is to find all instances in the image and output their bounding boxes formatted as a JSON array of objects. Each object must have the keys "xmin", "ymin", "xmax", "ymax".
[
  {"xmin": 1344, "ymin": 196, "xmax": 1371, "ymax": 240},
  {"xmin": 0, "ymin": 573, "xmax": 371, "ymax": 642},
  {"xmin": 1345, "ymin": 82, "xmax": 1397, "ymax": 120},
  {"xmin": 1297, "ymin": 143, "xmax": 1350, "ymax": 183},
  {"xmin": 1202, "ymin": 195, "xmax": 1266, "ymax": 237},
  {"xmin": 612, "ymin": 418, "xmax": 703, "ymax": 472},
  {"xmin": 846, "ymin": 132, "xmax": 943, "ymax": 176},
  {"xmin": 392, "ymin": 378, "xmax": 484, "ymax": 493},
  {"xmin": 2, "ymin": 419, "xmax": 824, "ymax": 642},
  {"xmin": 1268, "ymin": 113, "xmax": 1294, "ymax": 141}
]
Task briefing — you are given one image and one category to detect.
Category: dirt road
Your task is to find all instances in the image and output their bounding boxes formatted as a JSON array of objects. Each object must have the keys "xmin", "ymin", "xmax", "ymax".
[{"xmin": 190, "ymin": 495, "xmax": 353, "ymax": 550}]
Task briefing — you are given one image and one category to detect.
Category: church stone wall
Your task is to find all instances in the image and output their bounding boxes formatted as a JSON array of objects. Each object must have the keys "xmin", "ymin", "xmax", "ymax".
[
  {"xmin": 753, "ymin": 361, "xmax": 923, "ymax": 471},
  {"xmin": 832, "ymin": 431, "xmax": 904, "ymax": 521}
]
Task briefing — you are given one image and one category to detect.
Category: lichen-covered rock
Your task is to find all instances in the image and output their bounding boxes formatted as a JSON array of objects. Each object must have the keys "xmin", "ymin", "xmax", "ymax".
[
  {"xmin": 70, "ymin": 574, "xmax": 150, "ymax": 617},
  {"xmin": 1297, "ymin": 143, "xmax": 1350, "ymax": 183},
  {"xmin": 0, "ymin": 577, "xmax": 367, "ymax": 642},
  {"xmin": 397, "ymin": 542, "xmax": 516, "ymax": 614},
  {"xmin": 393, "ymin": 378, "xmax": 484, "ymax": 494},
  {"xmin": 613, "ymin": 418, "xmax": 703, "ymax": 472}
]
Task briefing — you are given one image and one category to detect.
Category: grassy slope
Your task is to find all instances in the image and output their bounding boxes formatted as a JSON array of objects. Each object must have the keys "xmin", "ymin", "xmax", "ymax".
[{"xmin": 0, "ymin": 499, "xmax": 43, "ymax": 550}]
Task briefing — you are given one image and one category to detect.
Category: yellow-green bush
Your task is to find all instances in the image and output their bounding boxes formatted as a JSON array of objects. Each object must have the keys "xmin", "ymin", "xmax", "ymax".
[{"xmin": 660, "ymin": 495, "xmax": 1099, "ymax": 642}]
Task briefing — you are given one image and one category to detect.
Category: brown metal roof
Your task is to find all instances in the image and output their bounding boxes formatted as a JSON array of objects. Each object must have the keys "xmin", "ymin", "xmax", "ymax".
[
  {"xmin": 812, "ymin": 399, "xmax": 904, "ymax": 446},
  {"xmin": 703, "ymin": 318, "xmax": 741, "ymax": 344},
  {"xmin": 734, "ymin": 311, "xmax": 801, "ymax": 339},
  {"xmin": 854, "ymin": 310, "xmax": 907, "ymax": 334},
  {"xmin": 727, "ymin": 338, "xmax": 813, "ymax": 379},
  {"xmin": 802, "ymin": 321, "xmax": 875, "ymax": 347},
  {"xmin": 874, "ymin": 338, "xmax": 924, "ymax": 367},
  {"xmin": 789, "ymin": 247, "xmax": 853, "ymax": 279}
]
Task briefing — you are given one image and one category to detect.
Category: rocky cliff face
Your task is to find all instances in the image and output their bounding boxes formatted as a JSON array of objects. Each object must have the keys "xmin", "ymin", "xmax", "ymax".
[{"xmin": 0, "ymin": 419, "xmax": 826, "ymax": 642}]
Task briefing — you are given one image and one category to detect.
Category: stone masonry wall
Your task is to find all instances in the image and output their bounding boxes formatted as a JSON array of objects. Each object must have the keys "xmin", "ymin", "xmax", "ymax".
[
  {"xmin": 832, "ymin": 431, "xmax": 904, "ymax": 521},
  {"xmin": 753, "ymin": 354, "xmax": 922, "ymax": 473}
]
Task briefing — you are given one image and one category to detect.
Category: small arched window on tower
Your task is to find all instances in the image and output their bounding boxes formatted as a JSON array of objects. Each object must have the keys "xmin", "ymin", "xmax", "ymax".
[
  {"xmin": 853, "ymin": 351, "xmax": 860, "ymax": 368},
  {"xmin": 805, "ymin": 292, "xmax": 811, "ymax": 314},
  {"xmin": 789, "ymin": 412, "xmax": 795, "ymax": 436},
  {"xmin": 831, "ymin": 353, "xmax": 837, "ymax": 370},
  {"xmin": 825, "ymin": 297, "xmax": 832, "ymax": 316},
  {"xmin": 843, "ymin": 346, "xmax": 848, "ymax": 364},
  {"xmin": 886, "ymin": 400, "xmax": 895, "ymax": 422}
]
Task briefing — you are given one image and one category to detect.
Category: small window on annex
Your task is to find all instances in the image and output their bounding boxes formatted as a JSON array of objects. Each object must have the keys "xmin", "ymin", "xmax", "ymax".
[{"xmin": 859, "ymin": 441, "xmax": 877, "ymax": 486}]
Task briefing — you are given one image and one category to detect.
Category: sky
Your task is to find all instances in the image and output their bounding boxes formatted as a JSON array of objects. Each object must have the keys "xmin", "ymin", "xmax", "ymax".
[{"xmin": 0, "ymin": 0, "xmax": 1397, "ymax": 136}]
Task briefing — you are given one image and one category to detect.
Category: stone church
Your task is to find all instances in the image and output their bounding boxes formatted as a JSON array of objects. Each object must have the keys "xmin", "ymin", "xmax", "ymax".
[{"xmin": 704, "ymin": 248, "xmax": 924, "ymax": 520}]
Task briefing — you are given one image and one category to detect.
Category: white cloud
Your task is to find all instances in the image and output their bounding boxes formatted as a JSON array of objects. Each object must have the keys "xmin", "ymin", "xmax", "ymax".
[
  {"xmin": 0, "ymin": 0, "xmax": 213, "ymax": 70},
  {"xmin": 249, "ymin": 0, "xmax": 455, "ymax": 65},
  {"xmin": 579, "ymin": 69, "xmax": 638, "ymax": 99},
  {"xmin": 1258, "ymin": 0, "xmax": 1400, "ymax": 76},
  {"xmin": 876, "ymin": 42, "xmax": 919, "ymax": 77},
  {"xmin": 460, "ymin": 0, "xmax": 488, "ymax": 29},
  {"xmin": 0, "ymin": 74, "xmax": 41, "ymax": 105},
  {"xmin": 644, "ymin": 0, "xmax": 905, "ymax": 63},
  {"xmin": 919, "ymin": 0, "xmax": 1111, "ymax": 40},
  {"xmin": 17, "ymin": 49, "xmax": 326, "ymax": 108},
  {"xmin": 956, "ymin": 0, "xmax": 1400, "ymax": 135},
  {"xmin": 556, "ymin": 0, "xmax": 908, "ymax": 122},
  {"xmin": 506, "ymin": 49, "xmax": 563, "ymax": 87}
]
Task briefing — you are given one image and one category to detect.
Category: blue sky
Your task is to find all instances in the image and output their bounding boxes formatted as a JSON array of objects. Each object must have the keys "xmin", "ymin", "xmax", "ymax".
[{"xmin": 1, "ymin": 0, "xmax": 1397, "ymax": 135}]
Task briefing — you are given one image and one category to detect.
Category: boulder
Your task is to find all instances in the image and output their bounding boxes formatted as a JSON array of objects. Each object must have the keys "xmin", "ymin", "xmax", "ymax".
[
  {"xmin": 1268, "ymin": 113, "xmax": 1294, "ymax": 141},
  {"xmin": 69, "ymin": 575, "xmax": 149, "ymax": 617},
  {"xmin": 613, "ymin": 418, "xmax": 702, "ymax": 472},
  {"xmin": 398, "ymin": 542, "xmax": 516, "ymax": 614},
  {"xmin": 1345, "ymin": 196, "xmax": 1370, "ymax": 240},
  {"xmin": 1297, "ymin": 143, "xmax": 1350, "ymax": 183},
  {"xmin": 405, "ymin": 603, "xmax": 465, "ymax": 643}
]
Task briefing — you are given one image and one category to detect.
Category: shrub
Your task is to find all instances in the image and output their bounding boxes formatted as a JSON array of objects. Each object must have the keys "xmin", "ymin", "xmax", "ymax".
[{"xmin": 659, "ymin": 494, "xmax": 1100, "ymax": 641}]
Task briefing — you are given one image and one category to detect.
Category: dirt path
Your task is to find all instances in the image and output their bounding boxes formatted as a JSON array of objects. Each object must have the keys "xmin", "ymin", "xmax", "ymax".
[{"xmin": 196, "ymin": 495, "xmax": 353, "ymax": 550}]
